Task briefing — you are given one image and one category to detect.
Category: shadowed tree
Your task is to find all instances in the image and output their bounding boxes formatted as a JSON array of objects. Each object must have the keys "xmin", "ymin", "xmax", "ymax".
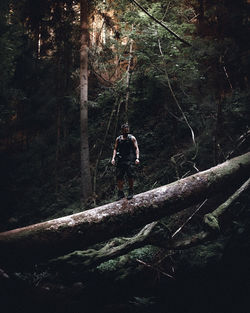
[{"xmin": 80, "ymin": 0, "xmax": 92, "ymax": 202}]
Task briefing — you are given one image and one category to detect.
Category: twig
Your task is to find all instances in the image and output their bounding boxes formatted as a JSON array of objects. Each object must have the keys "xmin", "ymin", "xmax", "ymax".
[
  {"xmin": 226, "ymin": 129, "xmax": 250, "ymax": 160},
  {"xmin": 158, "ymin": 39, "xmax": 198, "ymax": 159},
  {"xmin": 166, "ymin": 71, "xmax": 197, "ymax": 151},
  {"xmin": 136, "ymin": 259, "xmax": 174, "ymax": 279},
  {"xmin": 187, "ymin": 161, "xmax": 200, "ymax": 172},
  {"xmin": 171, "ymin": 199, "xmax": 208, "ymax": 238},
  {"xmin": 160, "ymin": 1, "xmax": 172, "ymax": 22},
  {"xmin": 223, "ymin": 65, "xmax": 233, "ymax": 90},
  {"xmin": 189, "ymin": 13, "xmax": 200, "ymax": 23}
]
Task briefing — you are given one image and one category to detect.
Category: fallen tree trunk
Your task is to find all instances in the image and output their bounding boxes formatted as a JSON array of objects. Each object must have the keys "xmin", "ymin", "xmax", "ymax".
[
  {"xmin": 58, "ymin": 177, "xmax": 249, "ymax": 271},
  {"xmin": 0, "ymin": 152, "xmax": 249, "ymax": 266},
  {"xmin": 168, "ymin": 177, "xmax": 250, "ymax": 250}
]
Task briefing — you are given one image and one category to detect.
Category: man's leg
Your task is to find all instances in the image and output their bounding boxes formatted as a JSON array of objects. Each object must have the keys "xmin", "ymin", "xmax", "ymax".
[
  {"xmin": 117, "ymin": 179, "xmax": 124, "ymax": 191},
  {"xmin": 116, "ymin": 165, "xmax": 125, "ymax": 200},
  {"xmin": 127, "ymin": 178, "xmax": 134, "ymax": 199},
  {"xmin": 117, "ymin": 180, "xmax": 125, "ymax": 200},
  {"xmin": 128, "ymin": 178, "xmax": 134, "ymax": 189},
  {"xmin": 127, "ymin": 164, "xmax": 135, "ymax": 199}
]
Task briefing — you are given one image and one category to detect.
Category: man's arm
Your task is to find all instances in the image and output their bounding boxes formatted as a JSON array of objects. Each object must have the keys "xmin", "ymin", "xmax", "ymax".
[
  {"xmin": 132, "ymin": 136, "xmax": 140, "ymax": 164},
  {"xmin": 111, "ymin": 138, "xmax": 118, "ymax": 165}
]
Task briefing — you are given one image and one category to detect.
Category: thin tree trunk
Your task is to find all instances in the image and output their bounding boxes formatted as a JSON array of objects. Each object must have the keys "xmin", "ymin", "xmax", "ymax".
[
  {"xmin": 124, "ymin": 32, "xmax": 134, "ymax": 121},
  {"xmin": 80, "ymin": 0, "xmax": 92, "ymax": 202},
  {"xmin": 0, "ymin": 152, "xmax": 249, "ymax": 266}
]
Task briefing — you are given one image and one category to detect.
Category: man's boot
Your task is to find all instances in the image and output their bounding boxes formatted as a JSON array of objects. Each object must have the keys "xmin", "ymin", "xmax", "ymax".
[
  {"xmin": 127, "ymin": 188, "xmax": 134, "ymax": 200},
  {"xmin": 117, "ymin": 190, "xmax": 125, "ymax": 200}
]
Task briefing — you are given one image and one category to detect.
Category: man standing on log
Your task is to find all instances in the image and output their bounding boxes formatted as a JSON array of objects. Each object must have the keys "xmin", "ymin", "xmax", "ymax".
[{"xmin": 111, "ymin": 123, "xmax": 140, "ymax": 200}]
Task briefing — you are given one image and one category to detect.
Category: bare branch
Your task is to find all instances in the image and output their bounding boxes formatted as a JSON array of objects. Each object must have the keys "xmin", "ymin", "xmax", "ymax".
[
  {"xmin": 169, "ymin": 177, "xmax": 250, "ymax": 249},
  {"xmin": 158, "ymin": 39, "xmax": 198, "ymax": 158},
  {"xmin": 136, "ymin": 258, "xmax": 174, "ymax": 279},
  {"xmin": 171, "ymin": 199, "xmax": 208, "ymax": 238},
  {"xmin": 226, "ymin": 129, "xmax": 250, "ymax": 160},
  {"xmin": 204, "ymin": 177, "xmax": 250, "ymax": 231},
  {"xmin": 129, "ymin": 0, "xmax": 192, "ymax": 47}
]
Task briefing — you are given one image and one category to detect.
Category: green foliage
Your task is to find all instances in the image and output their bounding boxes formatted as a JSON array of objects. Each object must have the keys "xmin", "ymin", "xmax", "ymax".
[
  {"xmin": 0, "ymin": 3, "xmax": 249, "ymax": 313},
  {"xmin": 223, "ymin": 90, "xmax": 250, "ymax": 134},
  {"xmin": 0, "ymin": 0, "xmax": 249, "ymax": 232},
  {"xmin": 0, "ymin": 14, "xmax": 23, "ymax": 127},
  {"xmin": 96, "ymin": 245, "xmax": 161, "ymax": 280}
]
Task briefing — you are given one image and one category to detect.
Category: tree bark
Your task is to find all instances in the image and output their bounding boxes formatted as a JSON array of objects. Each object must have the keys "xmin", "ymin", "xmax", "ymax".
[
  {"xmin": 80, "ymin": 0, "xmax": 92, "ymax": 202},
  {"xmin": 124, "ymin": 32, "xmax": 134, "ymax": 122},
  {"xmin": 169, "ymin": 177, "xmax": 250, "ymax": 250},
  {"xmin": 49, "ymin": 222, "xmax": 158, "ymax": 270},
  {"xmin": 0, "ymin": 152, "xmax": 249, "ymax": 266},
  {"xmin": 204, "ymin": 176, "xmax": 250, "ymax": 232}
]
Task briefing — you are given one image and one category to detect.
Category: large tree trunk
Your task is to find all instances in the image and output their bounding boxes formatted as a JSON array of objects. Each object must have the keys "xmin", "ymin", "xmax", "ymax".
[
  {"xmin": 80, "ymin": 0, "xmax": 92, "ymax": 202},
  {"xmin": 0, "ymin": 152, "xmax": 249, "ymax": 267}
]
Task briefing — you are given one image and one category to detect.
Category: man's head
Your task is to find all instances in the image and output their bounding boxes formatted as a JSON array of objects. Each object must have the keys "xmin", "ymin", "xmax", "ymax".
[{"xmin": 121, "ymin": 123, "xmax": 129, "ymax": 136}]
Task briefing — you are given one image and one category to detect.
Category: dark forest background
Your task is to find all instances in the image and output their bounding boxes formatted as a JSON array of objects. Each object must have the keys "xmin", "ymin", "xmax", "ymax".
[
  {"xmin": 0, "ymin": 0, "xmax": 249, "ymax": 229},
  {"xmin": 0, "ymin": 0, "xmax": 249, "ymax": 312}
]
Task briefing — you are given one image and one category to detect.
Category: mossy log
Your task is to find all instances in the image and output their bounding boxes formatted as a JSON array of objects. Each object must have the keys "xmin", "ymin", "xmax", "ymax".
[
  {"xmin": 49, "ymin": 221, "xmax": 159, "ymax": 270},
  {"xmin": 0, "ymin": 152, "xmax": 249, "ymax": 266},
  {"xmin": 204, "ymin": 177, "xmax": 250, "ymax": 232},
  {"xmin": 168, "ymin": 177, "xmax": 250, "ymax": 250}
]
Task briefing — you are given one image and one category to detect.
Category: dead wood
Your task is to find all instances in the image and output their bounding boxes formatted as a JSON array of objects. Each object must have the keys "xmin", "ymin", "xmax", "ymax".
[
  {"xmin": 0, "ymin": 152, "xmax": 249, "ymax": 266},
  {"xmin": 169, "ymin": 177, "xmax": 250, "ymax": 250},
  {"xmin": 50, "ymin": 221, "xmax": 158, "ymax": 270},
  {"xmin": 51, "ymin": 176, "xmax": 249, "ymax": 271}
]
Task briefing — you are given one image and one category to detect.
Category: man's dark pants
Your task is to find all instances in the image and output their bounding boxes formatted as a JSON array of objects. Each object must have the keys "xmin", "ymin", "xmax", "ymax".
[{"xmin": 116, "ymin": 162, "xmax": 134, "ymax": 180}]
